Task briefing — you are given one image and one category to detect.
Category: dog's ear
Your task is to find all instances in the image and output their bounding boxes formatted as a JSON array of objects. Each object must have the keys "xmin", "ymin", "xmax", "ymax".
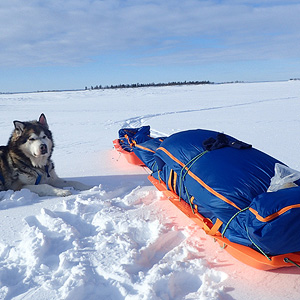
[
  {"xmin": 13, "ymin": 121, "xmax": 25, "ymax": 137},
  {"xmin": 38, "ymin": 113, "xmax": 48, "ymax": 128}
]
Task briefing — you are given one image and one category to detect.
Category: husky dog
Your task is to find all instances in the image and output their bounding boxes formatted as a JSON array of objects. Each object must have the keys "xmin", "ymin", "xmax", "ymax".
[{"xmin": 0, "ymin": 114, "xmax": 91, "ymax": 197}]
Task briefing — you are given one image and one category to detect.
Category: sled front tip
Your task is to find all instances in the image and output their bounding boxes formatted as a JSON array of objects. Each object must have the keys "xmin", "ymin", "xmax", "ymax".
[{"xmin": 113, "ymin": 139, "xmax": 145, "ymax": 166}]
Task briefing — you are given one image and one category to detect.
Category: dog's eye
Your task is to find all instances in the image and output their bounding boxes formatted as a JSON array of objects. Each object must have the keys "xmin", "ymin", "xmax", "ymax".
[
  {"xmin": 29, "ymin": 137, "xmax": 36, "ymax": 141},
  {"xmin": 42, "ymin": 135, "xmax": 47, "ymax": 139}
]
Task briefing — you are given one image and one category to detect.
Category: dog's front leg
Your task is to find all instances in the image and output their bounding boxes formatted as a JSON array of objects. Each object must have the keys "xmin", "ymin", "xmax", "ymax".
[
  {"xmin": 44, "ymin": 168, "xmax": 91, "ymax": 191},
  {"xmin": 49, "ymin": 179, "xmax": 92, "ymax": 191},
  {"xmin": 22, "ymin": 184, "xmax": 72, "ymax": 197}
]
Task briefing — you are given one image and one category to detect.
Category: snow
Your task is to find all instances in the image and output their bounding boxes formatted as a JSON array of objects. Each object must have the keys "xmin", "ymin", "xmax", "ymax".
[{"xmin": 0, "ymin": 80, "xmax": 300, "ymax": 300}]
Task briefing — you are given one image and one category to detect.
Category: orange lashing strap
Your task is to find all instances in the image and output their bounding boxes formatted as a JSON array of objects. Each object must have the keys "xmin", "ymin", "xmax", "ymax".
[
  {"xmin": 167, "ymin": 169, "xmax": 178, "ymax": 193},
  {"xmin": 203, "ymin": 218, "xmax": 223, "ymax": 236},
  {"xmin": 168, "ymin": 170, "xmax": 174, "ymax": 191},
  {"xmin": 135, "ymin": 143, "xmax": 155, "ymax": 153},
  {"xmin": 173, "ymin": 171, "xmax": 177, "ymax": 192},
  {"xmin": 125, "ymin": 134, "xmax": 133, "ymax": 147},
  {"xmin": 190, "ymin": 196, "xmax": 197, "ymax": 212}
]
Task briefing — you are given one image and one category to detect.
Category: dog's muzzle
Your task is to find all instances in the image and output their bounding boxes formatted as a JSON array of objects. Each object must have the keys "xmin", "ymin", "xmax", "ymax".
[{"xmin": 40, "ymin": 144, "xmax": 48, "ymax": 155}]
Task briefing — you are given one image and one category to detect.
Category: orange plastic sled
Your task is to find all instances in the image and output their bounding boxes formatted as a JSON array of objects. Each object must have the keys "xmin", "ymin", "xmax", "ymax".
[
  {"xmin": 113, "ymin": 139, "xmax": 145, "ymax": 166},
  {"xmin": 114, "ymin": 142, "xmax": 300, "ymax": 270}
]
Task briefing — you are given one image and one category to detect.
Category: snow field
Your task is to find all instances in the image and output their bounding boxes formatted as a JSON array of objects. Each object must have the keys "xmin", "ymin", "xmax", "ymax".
[
  {"xmin": 0, "ymin": 185, "xmax": 227, "ymax": 300},
  {"xmin": 0, "ymin": 80, "xmax": 300, "ymax": 299}
]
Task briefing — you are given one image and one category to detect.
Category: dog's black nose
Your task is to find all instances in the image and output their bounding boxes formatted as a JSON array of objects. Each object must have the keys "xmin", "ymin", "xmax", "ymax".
[{"xmin": 40, "ymin": 144, "xmax": 48, "ymax": 154}]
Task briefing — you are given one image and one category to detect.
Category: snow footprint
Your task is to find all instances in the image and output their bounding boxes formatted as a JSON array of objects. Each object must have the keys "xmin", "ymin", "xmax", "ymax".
[{"xmin": 125, "ymin": 230, "xmax": 186, "ymax": 275}]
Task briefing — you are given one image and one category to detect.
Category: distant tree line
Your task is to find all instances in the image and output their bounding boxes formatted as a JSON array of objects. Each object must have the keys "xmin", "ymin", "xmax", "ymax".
[{"xmin": 86, "ymin": 80, "xmax": 213, "ymax": 90}]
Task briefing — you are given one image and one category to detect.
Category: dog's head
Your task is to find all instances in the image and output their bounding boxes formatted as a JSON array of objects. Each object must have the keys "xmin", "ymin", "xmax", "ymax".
[{"xmin": 11, "ymin": 114, "xmax": 54, "ymax": 167}]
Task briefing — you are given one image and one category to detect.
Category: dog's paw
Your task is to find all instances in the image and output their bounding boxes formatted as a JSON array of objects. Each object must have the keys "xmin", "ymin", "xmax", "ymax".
[
  {"xmin": 55, "ymin": 188, "xmax": 72, "ymax": 197},
  {"xmin": 69, "ymin": 182, "xmax": 92, "ymax": 191},
  {"xmin": 76, "ymin": 184, "xmax": 93, "ymax": 191}
]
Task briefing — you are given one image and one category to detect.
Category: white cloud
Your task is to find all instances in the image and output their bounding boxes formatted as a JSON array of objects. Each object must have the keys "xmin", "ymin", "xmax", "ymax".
[{"xmin": 0, "ymin": 0, "xmax": 299, "ymax": 67}]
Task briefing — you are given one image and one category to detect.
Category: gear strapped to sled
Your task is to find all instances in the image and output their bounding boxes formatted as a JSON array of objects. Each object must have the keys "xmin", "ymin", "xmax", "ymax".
[{"xmin": 114, "ymin": 126, "xmax": 300, "ymax": 270}]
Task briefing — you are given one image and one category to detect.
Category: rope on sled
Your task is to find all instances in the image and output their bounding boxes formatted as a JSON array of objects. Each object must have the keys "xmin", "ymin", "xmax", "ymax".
[
  {"xmin": 221, "ymin": 207, "xmax": 272, "ymax": 261},
  {"xmin": 151, "ymin": 161, "xmax": 158, "ymax": 175},
  {"xmin": 177, "ymin": 150, "xmax": 209, "ymax": 214},
  {"xmin": 221, "ymin": 207, "xmax": 250, "ymax": 238},
  {"xmin": 184, "ymin": 186, "xmax": 194, "ymax": 214},
  {"xmin": 246, "ymin": 227, "xmax": 272, "ymax": 261},
  {"xmin": 284, "ymin": 258, "xmax": 300, "ymax": 268},
  {"xmin": 178, "ymin": 150, "xmax": 209, "ymax": 204}
]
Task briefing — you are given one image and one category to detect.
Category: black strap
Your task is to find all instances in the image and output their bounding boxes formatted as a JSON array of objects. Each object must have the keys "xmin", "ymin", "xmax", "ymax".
[
  {"xmin": 0, "ymin": 173, "xmax": 5, "ymax": 185},
  {"xmin": 203, "ymin": 133, "xmax": 252, "ymax": 151}
]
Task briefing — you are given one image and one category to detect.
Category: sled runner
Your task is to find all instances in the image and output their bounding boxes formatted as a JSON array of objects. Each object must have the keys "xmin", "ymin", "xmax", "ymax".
[{"xmin": 114, "ymin": 126, "xmax": 300, "ymax": 270}]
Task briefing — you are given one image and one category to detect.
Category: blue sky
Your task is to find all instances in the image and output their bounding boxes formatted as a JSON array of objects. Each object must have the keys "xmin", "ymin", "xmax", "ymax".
[{"xmin": 1, "ymin": 0, "xmax": 300, "ymax": 92}]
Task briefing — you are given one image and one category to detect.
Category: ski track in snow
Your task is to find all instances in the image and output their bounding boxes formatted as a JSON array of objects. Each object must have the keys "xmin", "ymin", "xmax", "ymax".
[
  {"xmin": 0, "ymin": 186, "xmax": 227, "ymax": 300},
  {"xmin": 108, "ymin": 96, "xmax": 297, "ymax": 132}
]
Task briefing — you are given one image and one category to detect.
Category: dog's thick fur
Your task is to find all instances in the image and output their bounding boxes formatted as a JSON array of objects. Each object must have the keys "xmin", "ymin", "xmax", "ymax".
[{"xmin": 0, "ymin": 114, "xmax": 90, "ymax": 197}]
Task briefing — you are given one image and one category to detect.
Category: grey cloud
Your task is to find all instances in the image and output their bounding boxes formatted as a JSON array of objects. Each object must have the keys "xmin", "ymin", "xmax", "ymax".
[{"xmin": 0, "ymin": 0, "xmax": 299, "ymax": 67}]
